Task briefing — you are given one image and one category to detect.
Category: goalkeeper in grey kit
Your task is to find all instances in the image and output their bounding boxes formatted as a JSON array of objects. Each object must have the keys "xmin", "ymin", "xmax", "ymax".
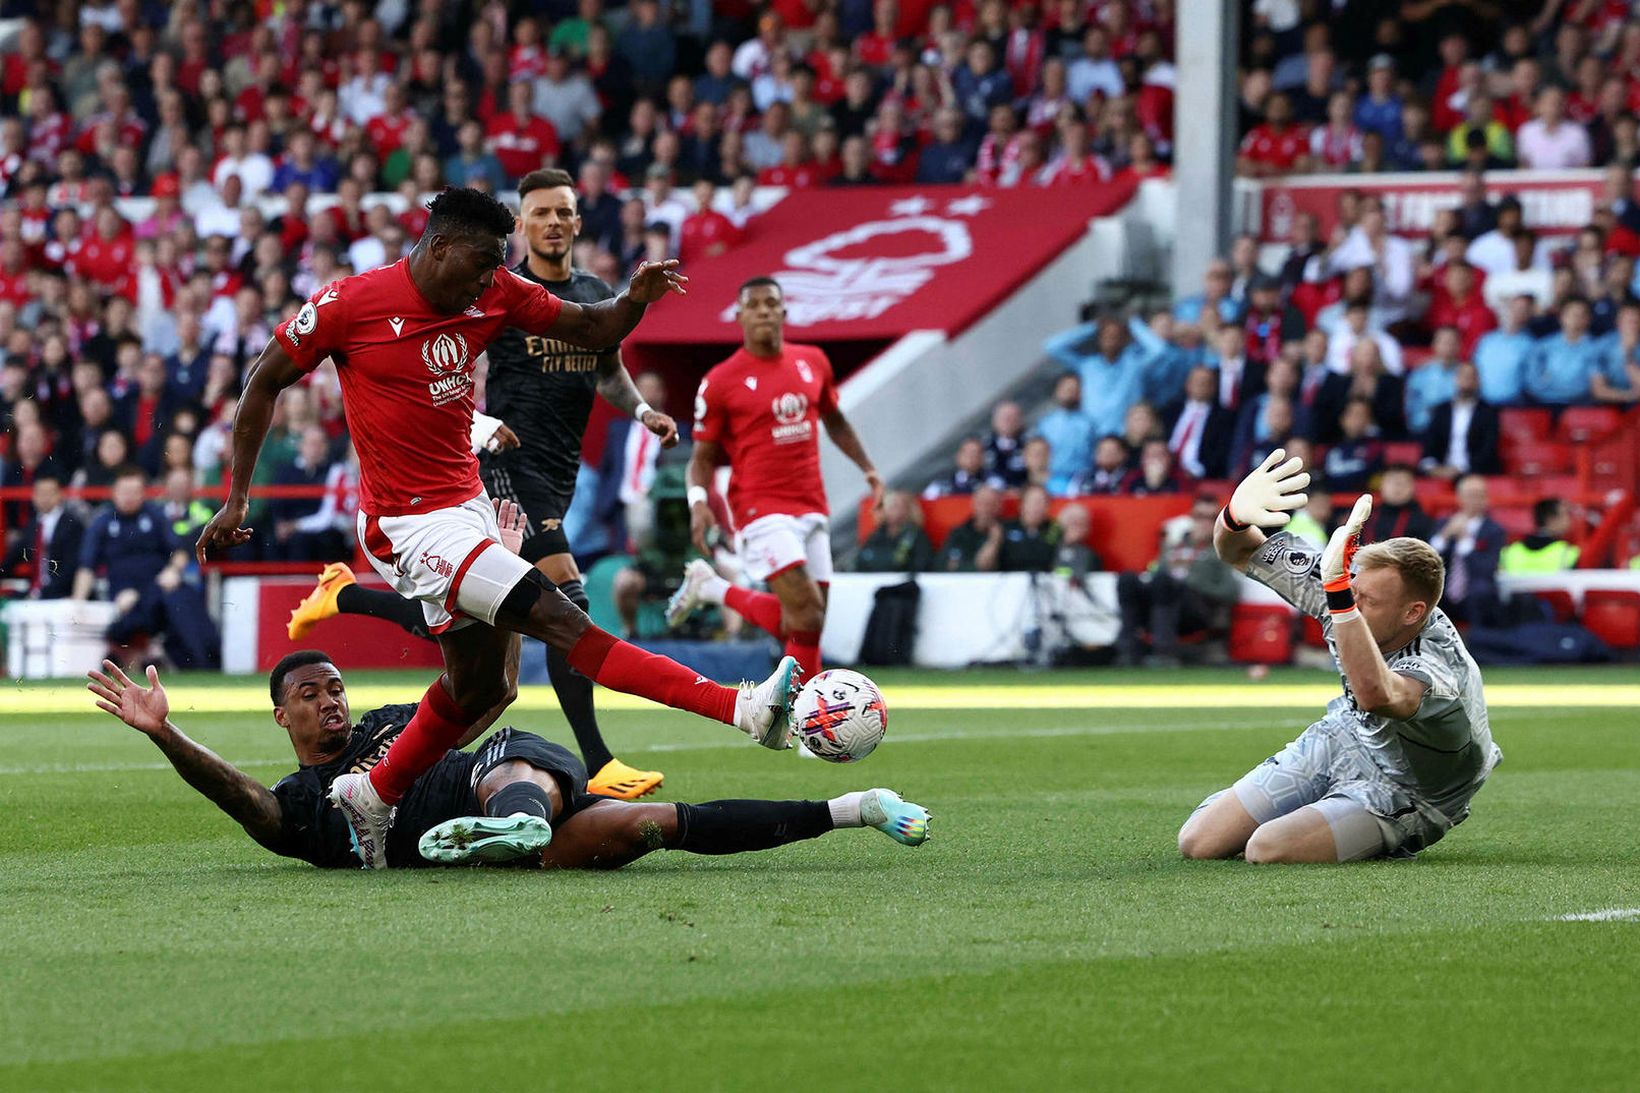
[{"xmin": 1178, "ymin": 450, "xmax": 1502, "ymax": 863}]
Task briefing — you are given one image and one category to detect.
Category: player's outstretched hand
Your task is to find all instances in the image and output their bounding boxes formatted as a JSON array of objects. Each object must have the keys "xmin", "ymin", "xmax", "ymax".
[
  {"xmin": 1227, "ymin": 448, "xmax": 1311, "ymax": 529},
  {"xmin": 195, "ymin": 498, "xmax": 252, "ymax": 564},
  {"xmin": 1321, "ymin": 494, "xmax": 1373, "ymax": 585},
  {"xmin": 865, "ymin": 469, "xmax": 886, "ymax": 512},
  {"xmin": 491, "ymin": 423, "xmax": 520, "ymax": 451},
  {"xmin": 629, "ymin": 259, "xmax": 688, "ymax": 304},
  {"xmin": 86, "ymin": 660, "xmax": 170, "ymax": 737},
  {"xmin": 689, "ymin": 498, "xmax": 717, "ymax": 556},
  {"xmin": 642, "ymin": 408, "xmax": 680, "ymax": 448},
  {"xmin": 493, "ymin": 498, "xmax": 528, "ymax": 555}
]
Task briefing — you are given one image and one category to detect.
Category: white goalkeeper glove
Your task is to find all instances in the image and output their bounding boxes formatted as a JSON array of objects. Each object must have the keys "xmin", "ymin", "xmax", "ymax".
[
  {"xmin": 1222, "ymin": 448, "xmax": 1310, "ymax": 531},
  {"xmin": 1320, "ymin": 494, "xmax": 1373, "ymax": 620}
]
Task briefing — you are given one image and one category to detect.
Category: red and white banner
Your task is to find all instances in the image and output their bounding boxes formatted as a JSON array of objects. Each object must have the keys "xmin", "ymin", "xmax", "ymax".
[
  {"xmin": 628, "ymin": 182, "xmax": 1137, "ymax": 345},
  {"xmin": 1256, "ymin": 169, "xmax": 1610, "ymax": 243}
]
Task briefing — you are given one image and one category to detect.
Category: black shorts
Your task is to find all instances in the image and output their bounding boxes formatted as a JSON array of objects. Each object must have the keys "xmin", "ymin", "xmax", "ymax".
[
  {"xmin": 469, "ymin": 727, "xmax": 596, "ymax": 820},
  {"xmin": 481, "ymin": 455, "xmax": 573, "ymax": 564}
]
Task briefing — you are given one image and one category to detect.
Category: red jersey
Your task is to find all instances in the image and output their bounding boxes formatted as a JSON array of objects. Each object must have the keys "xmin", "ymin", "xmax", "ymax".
[
  {"xmin": 693, "ymin": 342, "xmax": 839, "ymax": 528},
  {"xmin": 486, "ymin": 113, "xmax": 561, "ymax": 180},
  {"xmin": 1239, "ymin": 124, "xmax": 1309, "ymax": 171},
  {"xmin": 273, "ymin": 259, "xmax": 564, "ymax": 516}
]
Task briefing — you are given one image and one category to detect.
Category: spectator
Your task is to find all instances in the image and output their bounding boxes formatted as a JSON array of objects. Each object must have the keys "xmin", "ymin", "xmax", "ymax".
[
  {"xmin": 678, "ymin": 179, "xmax": 743, "ymax": 264},
  {"xmin": 924, "ymin": 436, "xmax": 998, "ymax": 499},
  {"xmin": 1421, "ymin": 362, "xmax": 1502, "ymax": 479},
  {"xmin": 1446, "ymin": 92, "xmax": 1514, "ymax": 166},
  {"xmin": 1120, "ymin": 437, "xmax": 1192, "ymax": 497},
  {"xmin": 1230, "ymin": 390, "xmax": 1299, "ymax": 480},
  {"xmin": 1405, "ymin": 326, "xmax": 1464, "ymax": 435},
  {"xmin": 1165, "ymin": 366, "xmax": 1235, "ymax": 479},
  {"xmin": 1593, "ymin": 300, "xmax": 1640, "ymax": 405},
  {"xmin": 73, "ymin": 428, "xmax": 134, "ymax": 491},
  {"xmin": 953, "ymin": 40, "xmax": 1012, "ymax": 123},
  {"xmin": 983, "ymin": 400, "xmax": 1029, "ymax": 487},
  {"xmin": 159, "ymin": 465, "xmax": 214, "ymax": 546},
  {"xmin": 1174, "ymin": 259, "xmax": 1241, "ymax": 325},
  {"xmin": 940, "ymin": 484, "xmax": 1005, "ymax": 572},
  {"xmin": 617, "ymin": 0, "xmax": 679, "ymax": 97},
  {"xmin": 1043, "ymin": 313, "xmax": 1172, "ymax": 438},
  {"xmin": 1473, "ymin": 294, "xmax": 1536, "ymax": 405},
  {"xmin": 535, "ymin": 46, "xmax": 603, "ymax": 146},
  {"xmin": 1428, "ymin": 473, "xmax": 1506, "ymax": 626},
  {"xmin": 1453, "ymin": 170, "xmax": 1498, "ymax": 240},
  {"xmin": 270, "ymin": 426, "xmax": 347, "ymax": 562},
  {"xmin": 1114, "ymin": 495, "xmax": 1239, "ymax": 667},
  {"xmin": 996, "ymin": 484, "xmax": 1059, "ymax": 572},
  {"xmin": 1515, "ymin": 86, "xmax": 1591, "ymax": 170},
  {"xmin": 1034, "ymin": 373, "xmax": 1094, "ymax": 495},
  {"xmin": 487, "ymin": 81, "xmax": 562, "ymax": 182},
  {"xmin": 1322, "ymin": 397, "xmax": 1384, "ymax": 493},
  {"xmin": 1366, "ymin": 464, "xmax": 1435, "ymax": 543},
  {"xmin": 1467, "ymin": 196, "xmax": 1532, "ymax": 276},
  {"xmin": 1067, "ymin": 26, "xmax": 1123, "ymax": 105},
  {"xmin": 1208, "ymin": 324, "xmax": 1266, "ymax": 413},
  {"xmin": 1325, "ymin": 296, "xmax": 1405, "ymax": 376},
  {"xmin": 445, "ymin": 120, "xmax": 508, "ymax": 192},
  {"xmin": 1323, "ymin": 204, "xmax": 1415, "ymax": 325},
  {"xmin": 1, "ymin": 419, "xmax": 64, "ymax": 535},
  {"xmin": 1311, "ymin": 89, "xmax": 1364, "ymax": 169},
  {"xmin": 1353, "ymin": 54, "xmax": 1403, "ymax": 141},
  {"xmin": 916, "ymin": 107, "xmax": 979, "ymax": 184},
  {"xmin": 1427, "ymin": 260, "xmax": 1497, "ymax": 359},
  {"xmin": 1525, "ymin": 297, "xmax": 1606, "ymax": 405},
  {"xmin": 856, "ymin": 490, "xmax": 935, "ymax": 573},
  {"xmin": 1499, "ymin": 499, "xmax": 1581, "ymax": 574},
  {"xmin": 1237, "ymin": 92, "xmax": 1310, "ymax": 177},
  {"xmin": 0, "ymin": 472, "xmax": 83, "ymax": 599},
  {"xmin": 73, "ymin": 465, "xmax": 220, "ymax": 670},
  {"xmin": 1021, "ymin": 435, "xmax": 1053, "ymax": 491},
  {"xmin": 1051, "ymin": 503, "xmax": 1101, "ymax": 581},
  {"xmin": 1068, "ymin": 434, "xmax": 1131, "ymax": 495},
  {"xmin": 1242, "ymin": 275, "xmax": 1306, "ymax": 370},
  {"xmin": 1284, "ymin": 482, "xmax": 1334, "ymax": 548},
  {"xmin": 1319, "ymin": 338, "xmax": 1406, "ymax": 441}
]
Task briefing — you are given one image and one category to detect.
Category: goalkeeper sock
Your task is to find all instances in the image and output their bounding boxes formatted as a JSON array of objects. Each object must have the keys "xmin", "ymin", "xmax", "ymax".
[{"xmin": 672, "ymin": 800, "xmax": 833, "ymax": 854}]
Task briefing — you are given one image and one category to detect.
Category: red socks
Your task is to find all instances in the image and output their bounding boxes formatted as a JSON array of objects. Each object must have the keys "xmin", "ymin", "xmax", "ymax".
[
  {"xmin": 724, "ymin": 585, "xmax": 785, "ymax": 636},
  {"xmin": 785, "ymin": 630, "xmax": 822, "ymax": 678},
  {"xmin": 569, "ymin": 626, "xmax": 738, "ymax": 725},
  {"xmin": 368, "ymin": 676, "xmax": 476, "ymax": 804},
  {"xmin": 722, "ymin": 588, "xmax": 823, "ymax": 678}
]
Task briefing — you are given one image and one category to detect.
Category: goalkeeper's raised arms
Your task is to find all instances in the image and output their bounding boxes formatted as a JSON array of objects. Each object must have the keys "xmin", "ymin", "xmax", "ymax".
[{"xmin": 1223, "ymin": 448, "xmax": 1311, "ymax": 531}]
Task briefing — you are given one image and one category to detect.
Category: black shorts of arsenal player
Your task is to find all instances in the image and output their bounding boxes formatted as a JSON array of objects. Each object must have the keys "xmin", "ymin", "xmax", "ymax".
[{"xmin": 84, "ymin": 647, "xmax": 931, "ymax": 869}]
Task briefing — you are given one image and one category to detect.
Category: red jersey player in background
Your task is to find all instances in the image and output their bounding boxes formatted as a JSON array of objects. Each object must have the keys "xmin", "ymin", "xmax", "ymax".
[
  {"xmin": 665, "ymin": 276, "xmax": 882, "ymax": 684},
  {"xmin": 196, "ymin": 189, "xmax": 800, "ymax": 868}
]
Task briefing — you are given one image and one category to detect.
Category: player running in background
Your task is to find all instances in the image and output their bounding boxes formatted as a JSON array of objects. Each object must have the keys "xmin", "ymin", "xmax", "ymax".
[
  {"xmin": 664, "ymin": 277, "xmax": 882, "ymax": 680},
  {"xmin": 196, "ymin": 188, "xmax": 799, "ymax": 868},
  {"xmin": 285, "ymin": 169, "xmax": 674, "ymax": 801},
  {"xmin": 1178, "ymin": 450, "xmax": 1502, "ymax": 863}
]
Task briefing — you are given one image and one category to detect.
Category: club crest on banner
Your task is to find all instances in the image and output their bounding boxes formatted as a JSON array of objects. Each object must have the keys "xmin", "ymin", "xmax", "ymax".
[{"xmin": 720, "ymin": 214, "xmax": 973, "ymax": 325}]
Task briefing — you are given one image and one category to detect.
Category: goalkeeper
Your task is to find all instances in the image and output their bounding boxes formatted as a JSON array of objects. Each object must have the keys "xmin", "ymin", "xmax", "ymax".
[{"xmin": 1178, "ymin": 451, "xmax": 1503, "ymax": 863}]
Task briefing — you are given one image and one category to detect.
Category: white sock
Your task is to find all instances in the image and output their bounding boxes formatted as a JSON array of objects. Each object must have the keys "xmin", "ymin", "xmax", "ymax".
[
  {"xmin": 700, "ymin": 572, "xmax": 730, "ymax": 604},
  {"xmin": 828, "ymin": 791, "xmax": 868, "ymax": 828}
]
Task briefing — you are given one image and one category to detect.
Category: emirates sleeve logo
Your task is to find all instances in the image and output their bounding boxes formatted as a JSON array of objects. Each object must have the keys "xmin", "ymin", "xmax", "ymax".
[{"xmin": 421, "ymin": 332, "xmax": 471, "ymax": 374}]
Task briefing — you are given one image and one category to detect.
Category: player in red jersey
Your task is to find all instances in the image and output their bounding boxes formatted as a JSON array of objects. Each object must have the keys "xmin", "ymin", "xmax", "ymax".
[
  {"xmin": 664, "ymin": 276, "xmax": 882, "ymax": 681},
  {"xmin": 195, "ymin": 189, "xmax": 800, "ymax": 868}
]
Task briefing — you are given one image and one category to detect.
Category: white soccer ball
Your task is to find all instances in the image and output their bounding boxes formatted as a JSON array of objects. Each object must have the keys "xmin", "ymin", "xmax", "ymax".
[{"xmin": 792, "ymin": 669, "xmax": 888, "ymax": 763}]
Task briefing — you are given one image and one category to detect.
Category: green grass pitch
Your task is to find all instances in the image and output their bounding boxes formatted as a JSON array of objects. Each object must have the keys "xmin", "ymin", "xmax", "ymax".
[{"xmin": 3, "ymin": 666, "xmax": 1637, "ymax": 1091}]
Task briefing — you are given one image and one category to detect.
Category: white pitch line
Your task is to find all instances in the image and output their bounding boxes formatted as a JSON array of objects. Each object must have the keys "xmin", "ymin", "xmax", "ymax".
[{"xmin": 1555, "ymin": 908, "xmax": 1640, "ymax": 922}]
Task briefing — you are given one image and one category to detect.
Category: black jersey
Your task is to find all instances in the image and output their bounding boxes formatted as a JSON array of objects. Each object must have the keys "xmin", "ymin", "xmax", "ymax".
[
  {"xmin": 266, "ymin": 703, "xmax": 480, "ymax": 869},
  {"xmin": 482, "ymin": 264, "xmax": 616, "ymax": 497}
]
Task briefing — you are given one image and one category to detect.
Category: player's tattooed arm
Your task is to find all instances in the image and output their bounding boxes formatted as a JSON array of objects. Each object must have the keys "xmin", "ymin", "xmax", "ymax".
[
  {"xmin": 820, "ymin": 408, "xmax": 883, "ymax": 509},
  {"xmin": 86, "ymin": 661, "xmax": 285, "ymax": 847},
  {"xmin": 196, "ymin": 337, "xmax": 308, "ymax": 562},
  {"xmin": 596, "ymin": 351, "xmax": 679, "ymax": 447},
  {"xmin": 549, "ymin": 260, "xmax": 687, "ymax": 348}
]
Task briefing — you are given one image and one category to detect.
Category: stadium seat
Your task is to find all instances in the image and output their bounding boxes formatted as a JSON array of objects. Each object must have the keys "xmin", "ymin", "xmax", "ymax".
[
  {"xmin": 1530, "ymin": 589, "xmax": 1577, "ymax": 623},
  {"xmin": 1504, "ymin": 440, "xmax": 1574, "ymax": 476},
  {"xmin": 1499, "ymin": 408, "xmax": 1554, "ymax": 443},
  {"xmin": 1555, "ymin": 406, "xmax": 1622, "ymax": 444},
  {"xmin": 1581, "ymin": 590, "xmax": 1640, "ymax": 650},
  {"xmin": 1382, "ymin": 441, "xmax": 1423, "ymax": 467},
  {"xmin": 1228, "ymin": 604, "xmax": 1293, "ymax": 665}
]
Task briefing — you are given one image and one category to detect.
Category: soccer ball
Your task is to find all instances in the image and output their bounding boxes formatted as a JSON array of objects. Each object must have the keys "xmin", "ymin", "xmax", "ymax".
[{"xmin": 792, "ymin": 669, "xmax": 888, "ymax": 762}]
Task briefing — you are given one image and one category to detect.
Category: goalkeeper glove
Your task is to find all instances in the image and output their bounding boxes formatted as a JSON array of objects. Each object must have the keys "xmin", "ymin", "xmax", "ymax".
[
  {"xmin": 1320, "ymin": 494, "xmax": 1373, "ymax": 621},
  {"xmin": 1222, "ymin": 448, "xmax": 1310, "ymax": 531}
]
